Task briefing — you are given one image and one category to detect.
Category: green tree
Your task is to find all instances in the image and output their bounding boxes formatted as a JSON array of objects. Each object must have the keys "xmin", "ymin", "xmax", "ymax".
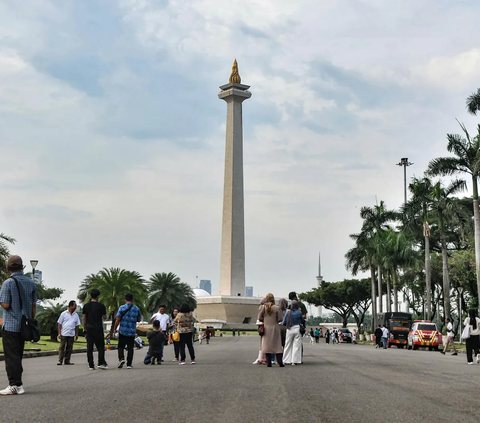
[
  {"xmin": 0, "ymin": 233, "xmax": 16, "ymax": 281},
  {"xmin": 426, "ymin": 123, "xmax": 480, "ymax": 313},
  {"xmin": 24, "ymin": 272, "xmax": 64, "ymax": 301},
  {"xmin": 77, "ymin": 268, "xmax": 147, "ymax": 336},
  {"xmin": 429, "ymin": 179, "xmax": 469, "ymax": 319},
  {"xmin": 36, "ymin": 301, "xmax": 67, "ymax": 342},
  {"xmin": 466, "ymin": 88, "xmax": 480, "ymax": 115},
  {"xmin": 146, "ymin": 272, "xmax": 196, "ymax": 314},
  {"xmin": 300, "ymin": 279, "xmax": 371, "ymax": 329}
]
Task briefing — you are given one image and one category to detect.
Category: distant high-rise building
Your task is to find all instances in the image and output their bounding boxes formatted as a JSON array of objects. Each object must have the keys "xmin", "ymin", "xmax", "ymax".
[
  {"xmin": 245, "ymin": 286, "xmax": 253, "ymax": 297},
  {"xmin": 316, "ymin": 253, "xmax": 323, "ymax": 316},
  {"xmin": 199, "ymin": 280, "xmax": 212, "ymax": 295}
]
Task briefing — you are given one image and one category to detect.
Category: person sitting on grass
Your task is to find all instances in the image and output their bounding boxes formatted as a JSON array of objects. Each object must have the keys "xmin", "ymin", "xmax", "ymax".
[{"xmin": 144, "ymin": 320, "xmax": 165, "ymax": 365}]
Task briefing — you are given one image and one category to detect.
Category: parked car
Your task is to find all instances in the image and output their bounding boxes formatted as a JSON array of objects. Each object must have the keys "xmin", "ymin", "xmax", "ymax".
[
  {"xmin": 338, "ymin": 328, "xmax": 352, "ymax": 343},
  {"xmin": 407, "ymin": 321, "xmax": 442, "ymax": 351}
]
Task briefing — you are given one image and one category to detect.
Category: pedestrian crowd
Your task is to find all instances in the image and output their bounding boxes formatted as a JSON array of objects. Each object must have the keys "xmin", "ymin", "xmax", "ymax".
[{"xmin": 253, "ymin": 291, "xmax": 307, "ymax": 367}]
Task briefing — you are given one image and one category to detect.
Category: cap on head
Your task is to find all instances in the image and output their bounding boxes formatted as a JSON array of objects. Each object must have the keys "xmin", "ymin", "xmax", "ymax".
[{"xmin": 7, "ymin": 255, "xmax": 23, "ymax": 271}]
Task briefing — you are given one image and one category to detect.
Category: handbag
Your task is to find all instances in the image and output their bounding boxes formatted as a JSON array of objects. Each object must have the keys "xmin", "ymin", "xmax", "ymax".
[
  {"xmin": 258, "ymin": 325, "xmax": 265, "ymax": 336},
  {"xmin": 172, "ymin": 314, "xmax": 180, "ymax": 342},
  {"xmin": 12, "ymin": 277, "xmax": 40, "ymax": 343},
  {"xmin": 461, "ymin": 323, "xmax": 471, "ymax": 340}
]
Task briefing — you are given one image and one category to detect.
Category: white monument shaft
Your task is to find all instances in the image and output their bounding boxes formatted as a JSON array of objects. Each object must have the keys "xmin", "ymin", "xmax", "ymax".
[{"xmin": 218, "ymin": 61, "xmax": 251, "ymax": 296}]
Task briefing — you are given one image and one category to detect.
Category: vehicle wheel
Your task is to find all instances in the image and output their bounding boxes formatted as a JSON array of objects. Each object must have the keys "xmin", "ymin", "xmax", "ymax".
[
  {"xmin": 429, "ymin": 346, "xmax": 433, "ymax": 351},
  {"xmin": 388, "ymin": 343, "xmax": 392, "ymax": 348},
  {"xmin": 413, "ymin": 344, "xmax": 419, "ymax": 350},
  {"xmin": 434, "ymin": 346, "xmax": 439, "ymax": 351}
]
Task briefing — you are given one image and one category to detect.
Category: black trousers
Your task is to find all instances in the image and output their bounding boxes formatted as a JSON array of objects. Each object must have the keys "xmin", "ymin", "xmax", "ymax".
[
  {"xmin": 118, "ymin": 334, "xmax": 135, "ymax": 366},
  {"xmin": 179, "ymin": 332, "xmax": 195, "ymax": 361},
  {"xmin": 86, "ymin": 331, "xmax": 106, "ymax": 368},
  {"xmin": 2, "ymin": 331, "xmax": 25, "ymax": 386},
  {"xmin": 173, "ymin": 340, "xmax": 180, "ymax": 359},
  {"xmin": 466, "ymin": 334, "xmax": 480, "ymax": 363}
]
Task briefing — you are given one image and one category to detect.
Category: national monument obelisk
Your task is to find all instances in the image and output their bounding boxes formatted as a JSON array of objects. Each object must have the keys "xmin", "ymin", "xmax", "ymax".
[{"xmin": 218, "ymin": 60, "xmax": 251, "ymax": 296}]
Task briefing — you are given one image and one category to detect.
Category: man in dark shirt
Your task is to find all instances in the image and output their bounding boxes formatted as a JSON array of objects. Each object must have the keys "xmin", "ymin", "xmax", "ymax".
[
  {"xmin": 0, "ymin": 255, "xmax": 37, "ymax": 395},
  {"xmin": 144, "ymin": 320, "xmax": 166, "ymax": 365},
  {"xmin": 82, "ymin": 289, "xmax": 108, "ymax": 370}
]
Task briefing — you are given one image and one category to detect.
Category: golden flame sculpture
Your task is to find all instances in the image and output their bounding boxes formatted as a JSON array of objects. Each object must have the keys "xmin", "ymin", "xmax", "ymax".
[{"xmin": 229, "ymin": 59, "xmax": 241, "ymax": 84}]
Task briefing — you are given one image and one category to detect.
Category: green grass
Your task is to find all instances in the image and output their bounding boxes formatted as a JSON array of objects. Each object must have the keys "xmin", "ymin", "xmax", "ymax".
[{"xmin": 0, "ymin": 336, "xmax": 149, "ymax": 355}]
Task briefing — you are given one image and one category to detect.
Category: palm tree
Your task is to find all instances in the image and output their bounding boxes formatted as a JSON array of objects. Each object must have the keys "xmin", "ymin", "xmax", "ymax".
[
  {"xmin": 146, "ymin": 272, "xmax": 197, "ymax": 314},
  {"xmin": 466, "ymin": 88, "xmax": 480, "ymax": 115},
  {"xmin": 381, "ymin": 229, "xmax": 418, "ymax": 312},
  {"xmin": 427, "ymin": 123, "xmax": 480, "ymax": 312},
  {"xmin": 36, "ymin": 301, "xmax": 67, "ymax": 342},
  {"xmin": 429, "ymin": 179, "xmax": 468, "ymax": 319},
  {"xmin": 402, "ymin": 176, "xmax": 435, "ymax": 318},
  {"xmin": 358, "ymin": 201, "xmax": 397, "ymax": 313},
  {"xmin": 77, "ymin": 268, "xmax": 147, "ymax": 336},
  {"xmin": 0, "ymin": 233, "xmax": 16, "ymax": 281}
]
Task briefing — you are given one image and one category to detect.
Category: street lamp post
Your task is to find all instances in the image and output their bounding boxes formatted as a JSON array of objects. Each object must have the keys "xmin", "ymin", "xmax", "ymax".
[
  {"xmin": 397, "ymin": 158, "xmax": 413, "ymax": 204},
  {"xmin": 30, "ymin": 260, "xmax": 38, "ymax": 282},
  {"xmin": 458, "ymin": 287, "xmax": 464, "ymax": 344}
]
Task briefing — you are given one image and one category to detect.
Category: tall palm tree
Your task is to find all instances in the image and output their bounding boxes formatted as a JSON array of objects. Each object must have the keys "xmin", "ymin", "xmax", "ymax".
[
  {"xmin": 36, "ymin": 301, "xmax": 67, "ymax": 342},
  {"xmin": 427, "ymin": 123, "xmax": 480, "ymax": 312},
  {"xmin": 429, "ymin": 179, "xmax": 468, "ymax": 319},
  {"xmin": 358, "ymin": 201, "xmax": 397, "ymax": 313},
  {"xmin": 466, "ymin": 88, "xmax": 480, "ymax": 115},
  {"xmin": 77, "ymin": 268, "xmax": 147, "ymax": 336},
  {"xmin": 146, "ymin": 272, "xmax": 197, "ymax": 314},
  {"xmin": 402, "ymin": 176, "xmax": 435, "ymax": 318},
  {"xmin": 0, "ymin": 233, "xmax": 16, "ymax": 281},
  {"xmin": 381, "ymin": 229, "xmax": 418, "ymax": 312}
]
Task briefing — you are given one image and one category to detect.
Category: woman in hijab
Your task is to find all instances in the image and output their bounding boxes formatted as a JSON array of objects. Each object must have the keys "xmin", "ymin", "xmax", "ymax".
[
  {"xmin": 278, "ymin": 298, "xmax": 288, "ymax": 348},
  {"xmin": 282, "ymin": 300, "xmax": 303, "ymax": 365},
  {"xmin": 325, "ymin": 328, "xmax": 330, "ymax": 344},
  {"xmin": 464, "ymin": 308, "xmax": 480, "ymax": 364},
  {"xmin": 258, "ymin": 293, "xmax": 284, "ymax": 367},
  {"xmin": 253, "ymin": 297, "xmax": 268, "ymax": 365}
]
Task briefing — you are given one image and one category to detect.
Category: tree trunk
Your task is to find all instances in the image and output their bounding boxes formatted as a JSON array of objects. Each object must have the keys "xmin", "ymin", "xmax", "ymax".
[
  {"xmin": 439, "ymin": 214, "xmax": 451, "ymax": 319},
  {"xmin": 371, "ymin": 266, "xmax": 377, "ymax": 331},
  {"xmin": 393, "ymin": 271, "xmax": 398, "ymax": 312},
  {"xmin": 472, "ymin": 178, "xmax": 480, "ymax": 313},
  {"xmin": 424, "ymin": 229, "xmax": 432, "ymax": 320},
  {"xmin": 386, "ymin": 273, "xmax": 391, "ymax": 312},
  {"xmin": 377, "ymin": 265, "xmax": 383, "ymax": 313}
]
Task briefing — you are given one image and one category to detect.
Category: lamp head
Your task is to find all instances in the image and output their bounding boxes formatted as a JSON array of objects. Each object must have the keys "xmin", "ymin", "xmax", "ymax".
[{"xmin": 30, "ymin": 260, "xmax": 39, "ymax": 270}]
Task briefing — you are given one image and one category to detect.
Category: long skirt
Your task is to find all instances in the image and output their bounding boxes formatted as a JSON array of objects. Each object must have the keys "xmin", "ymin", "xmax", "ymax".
[{"xmin": 283, "ymin": 325, "xmax": 302, "ymax": 364}]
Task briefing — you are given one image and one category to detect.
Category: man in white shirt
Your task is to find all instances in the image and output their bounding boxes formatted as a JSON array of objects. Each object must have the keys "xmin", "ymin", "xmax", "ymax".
[
  {"xmin": 381, "ymin": 325, "xmax": 389, "ymax": 349},
  {"xmin": 149, "ymin": 305, "xmax": 170, "ymax": 346},
  {"xmin": 57, "ymin": 301, "xmax": 81, "ymax": 365},
  {"xmin": 441, "ymin": 317, "xmax": 457, "ymax": 356}
]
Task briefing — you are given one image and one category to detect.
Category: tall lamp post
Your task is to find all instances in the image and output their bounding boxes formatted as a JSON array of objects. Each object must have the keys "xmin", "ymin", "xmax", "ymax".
[
  {"xmin": 30, "ymin": 260, "xmax": 38, "ymax": 282},
  {"xmin": 397, "ymin": 158, "xmax": 413, "ymax": 204},
  {"xmin": 458, "ymin": 287, "xmax": 464, "ymax": 344}
]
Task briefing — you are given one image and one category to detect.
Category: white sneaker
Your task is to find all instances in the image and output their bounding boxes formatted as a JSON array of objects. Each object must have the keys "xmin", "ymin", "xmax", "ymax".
[
  {"xmin": 0, "ymin": 385, "xmax": 24, "ymax": 395},
  {"xmin": 476, "ymin": 354, "xmax": 480, "ymax": 364},
  {"xmin": 98, "ymin": 364, "xmax": 108, "ymax": 370},
  {"xmin": 126, "ymin": 366, "xmax": 132, "ymax": 369},
  {"xmin": 252, "ymin": 359, "xmax": 259, "ymax": 364},
  {"xmin": 468, "ymin": 362, "xmax": 473, "ymax": 365}
]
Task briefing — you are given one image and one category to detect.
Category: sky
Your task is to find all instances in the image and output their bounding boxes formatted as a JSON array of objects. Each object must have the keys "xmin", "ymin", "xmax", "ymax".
[{"xmin": 1, "ymin": 0, "xmax": 480, "ymax": 306}]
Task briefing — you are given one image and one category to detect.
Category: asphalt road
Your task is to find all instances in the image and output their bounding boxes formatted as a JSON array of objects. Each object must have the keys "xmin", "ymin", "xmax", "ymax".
[{"xmin": 0, "ymin": 337, "xmax": 479, "ymax": 423}]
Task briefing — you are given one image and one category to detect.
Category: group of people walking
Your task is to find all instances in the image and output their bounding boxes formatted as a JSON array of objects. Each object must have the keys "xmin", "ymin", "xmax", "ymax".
[{"xmin": 254, "ymin": 291, "xmax": 307, "ymax": 367}]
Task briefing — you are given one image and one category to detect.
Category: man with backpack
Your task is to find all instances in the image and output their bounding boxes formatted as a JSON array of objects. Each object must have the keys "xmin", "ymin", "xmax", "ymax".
[{"xmin": 441, "ymin": 317, "xmax": 458, "ymax": 356}]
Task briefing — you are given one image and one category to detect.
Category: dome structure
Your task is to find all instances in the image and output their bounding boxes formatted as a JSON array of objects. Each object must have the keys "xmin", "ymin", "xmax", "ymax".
[{"xmin": 193, "ymin": 288, "xmax": 211, "ymax": 297}]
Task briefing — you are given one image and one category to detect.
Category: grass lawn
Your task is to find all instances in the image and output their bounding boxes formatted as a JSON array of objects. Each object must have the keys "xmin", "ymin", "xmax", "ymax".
[{"xmin": 0, "ymin": 336, "xmax": 150, "ymax": 355}]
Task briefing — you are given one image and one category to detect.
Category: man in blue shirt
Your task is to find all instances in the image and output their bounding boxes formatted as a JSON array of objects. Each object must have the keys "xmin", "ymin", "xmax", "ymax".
[
  {"xmin": 113, "ymin": 293, "xmax": 141, "ymax": 369},
  {"xmin": 0, "ymin": 255, "xmax": 37, "ymax": 395}
]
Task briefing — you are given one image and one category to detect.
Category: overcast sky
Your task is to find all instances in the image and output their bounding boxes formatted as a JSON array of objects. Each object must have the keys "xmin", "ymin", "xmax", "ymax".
[{"xmin": 1, "ymin": 0, "xmax": 480, "ymax": 304}]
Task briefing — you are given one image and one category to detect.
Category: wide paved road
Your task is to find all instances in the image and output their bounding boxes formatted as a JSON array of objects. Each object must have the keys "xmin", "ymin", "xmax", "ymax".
[{"xmin": 1, "ymin": 337, "xmax": 479, "ymax": 423}]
